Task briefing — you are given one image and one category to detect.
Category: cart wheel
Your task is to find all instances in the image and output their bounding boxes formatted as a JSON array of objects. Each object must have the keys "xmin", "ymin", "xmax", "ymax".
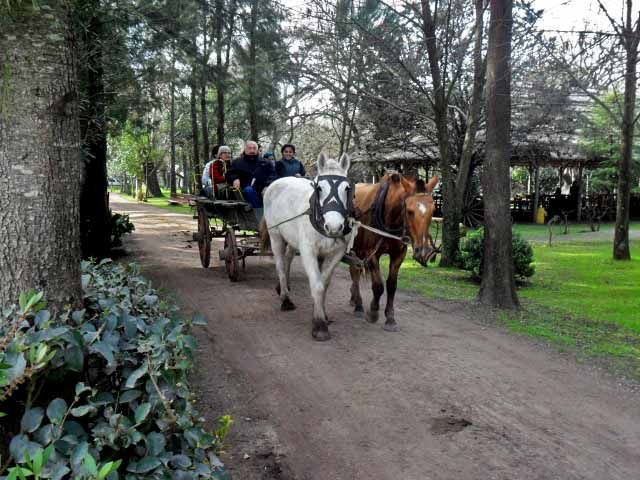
[
  {"xmin": 198, "ymin": 208, "xmax": 211, "ymax": 268},
  {"xmin": 224, "ymin": 229, "xmax": 240, "ymax": 282}
]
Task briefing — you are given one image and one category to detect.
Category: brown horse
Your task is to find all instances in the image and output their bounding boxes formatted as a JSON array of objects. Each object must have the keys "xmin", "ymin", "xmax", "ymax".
[{"xmin": 349, "ymin": 173, "xmax": 439, "ymax": 331}]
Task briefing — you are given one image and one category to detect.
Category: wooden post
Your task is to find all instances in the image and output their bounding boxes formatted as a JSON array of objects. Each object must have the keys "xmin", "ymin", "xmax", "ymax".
[
  {"xmin": 532, "ymin": 161, "xmax": 540, "ymax": 223},
  {"xmin": 576, "ymin": 163, "xmax": 584, "ymax": 221}
]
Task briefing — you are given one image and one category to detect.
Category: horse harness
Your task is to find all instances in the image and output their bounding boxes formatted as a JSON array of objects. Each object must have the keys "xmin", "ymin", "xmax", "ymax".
[
  {"xmin": 309, "ymin": 174, "xmax": 355, "ymax": 237},
  {"xmin": 268, "ymin": 174, "xmax": 355, "ymax": 239},
  {"xmin": 352, "ymin": 178, "xmax": 437, "ymax": 265}
]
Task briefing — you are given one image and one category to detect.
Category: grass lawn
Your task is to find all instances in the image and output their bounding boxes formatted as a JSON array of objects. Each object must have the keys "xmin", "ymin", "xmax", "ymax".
[
  {"xmin": 112, "ymin": 188, "xmax": 193, "ymax": 216},
  {"xmin": 385, "ymin": 224, "xmax": 640, "ymax": 379},
  {"xmin": 512, "ymin": 221, "xmax": 640, "ymax": 242}
]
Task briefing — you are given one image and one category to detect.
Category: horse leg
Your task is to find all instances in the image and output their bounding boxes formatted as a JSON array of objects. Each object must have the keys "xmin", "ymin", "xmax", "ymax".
[
  {"xmin": 271, "ymin": 234, "xmax": 295, "ymax": 311},
  {"xmin": 349, "ymin": 266, "xmax": 364, "ymax": 316},
  {"xmin": 300, "ymin": 247, "xmax": 330, "ymax": 341},
  {"xmin": 383, "ymin": 249, "xmax": 407, "ymax": 332},
  {"xmin": 367, "ymin": 256, "xmax": 385, "ymax": 324},
  {"xmin": 319, "ymin": 249, "xmax": 345, "ymax": 324},
  {"xmin": 276, "ymin": 244, "xmax": 295, "ymax": 296}
]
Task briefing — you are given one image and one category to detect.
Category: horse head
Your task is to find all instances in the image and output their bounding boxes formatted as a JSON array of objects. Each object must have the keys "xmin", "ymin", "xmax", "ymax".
[
  {"xmin": 401, "ymin": 175, "xmax": 439, "ymax": 266},
  {"xmin": 313, "ymin": 152, "xmax": 353, "ymax": 237}
]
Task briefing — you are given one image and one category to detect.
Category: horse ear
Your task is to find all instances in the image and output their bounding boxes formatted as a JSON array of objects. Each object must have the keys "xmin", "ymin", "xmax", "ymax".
[
  {"xmin": 415, "ymin": 179, "xmax": 426, "ymax": 193},
  {"xmin": 317, "ymin": 152, "xmax": 327, "ymax": 172},
  {"xmin": 339, "ymin": 152, "xmax": 351, "ymax": 172},
  {"xmin": 426, "ymin": 175, "xmax": 439, "ymax": 192}
]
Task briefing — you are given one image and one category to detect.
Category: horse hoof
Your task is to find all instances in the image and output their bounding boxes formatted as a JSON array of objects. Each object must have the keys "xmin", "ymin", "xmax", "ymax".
[
  {"xmin": 354, "ymin": 309, "xmax": 364, "ymax": 318},
  {"xmin": 366, "ymin": 311, "xmax": 379, "ymax": 324},
  {"xmin": 312, "ymin": 328, "xmax": 331, "ymax": 341},
  {"xmin": 275, "ymin": 284, "xmax": 281, "ymax": 295},
  {"xmin": 281, "ymin": 298, "xmax": 296, "ymax": 311},
  {"xmin": 383, "ymin": 323, "xmax": 399, "ymax": 332}
]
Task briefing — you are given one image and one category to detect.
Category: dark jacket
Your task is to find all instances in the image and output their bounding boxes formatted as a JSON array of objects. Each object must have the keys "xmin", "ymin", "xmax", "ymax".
[
  {"xmin": 276, "ymin": 158, "xmax": 306, "ymax": 178},
  {"xmin": 227, "ymin": 154, "xmax": 274, "ymax": 193}
]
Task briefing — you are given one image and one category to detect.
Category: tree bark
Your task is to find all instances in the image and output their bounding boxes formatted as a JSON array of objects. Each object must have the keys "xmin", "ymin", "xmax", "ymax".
[
  {"xmin": 170, "ymin": 68, "xmax": 177, "ymax": 197},
  {"xmin": 247, "ymin": 0, "xmax": 259, "ymax": 141},
  {"xmin": 451, "ymin": 0, "xmax": 486, "ymax": 238},
  {"xmin": 421, "ymin": 0, "xmax": 457, "ymax": 267},
  {"xmin": 0, "ymin": 6, "xmax": 82, "ymax": 309},
  {"xmin": 181, "ymin": 150, "xmax": 190, "ymax": 194},
  {"xmin": 613, "ymin": 0, "xmax": 638, "ymax": 260},
  {"xmin": 214, "ymin": 0, "xmax": 229, "ymax": 146},
  {"xmin": 479, "ymin": 0, "xmax": 519, "ymax": 308},
  {"xmin": 200, "ymin": 74, "xmax": 210, "ymax": 162},
  {"xmin": 200, "ymin": 2, "xmax": 211, "ymax": 160},
  {"xmin": 190, "ymin": 70, "xmax": 201, "ymax": 189},
  {"xmin": 78, "ymin": 4, "xmax": 110, "ymax": 259},
  {"xmin": 145, "ymin": 162, "xmax": 162, "ymax": 197}
]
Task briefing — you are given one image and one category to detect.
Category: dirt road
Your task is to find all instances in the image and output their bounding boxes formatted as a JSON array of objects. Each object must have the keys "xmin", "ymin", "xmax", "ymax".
[{"xmin": 112, "ymin": 194, "xmax": 640, "ymax": 480}]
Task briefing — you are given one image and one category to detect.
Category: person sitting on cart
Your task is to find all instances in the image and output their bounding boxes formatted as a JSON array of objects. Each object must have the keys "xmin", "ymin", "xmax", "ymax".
[
  {"xmin": 226, "ymin": 140, "xmax": 273, "ymax": 208},
  {"xmin": 275, "ymin": 144, "xmax": 305, "ymax": 178},
  {"xmin": 202, "ymin": 145, "xmax": 231, "ymax": 197},
  {"xmin": 201, "ymin": 145, "xmax": 218, "ymax": 197}
]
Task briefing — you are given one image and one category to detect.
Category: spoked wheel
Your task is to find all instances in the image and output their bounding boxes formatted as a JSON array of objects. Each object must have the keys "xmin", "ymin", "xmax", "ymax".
[
  {"xmin": 462, "ymin": 194, "xmax": 484, "ymax": 228},
  {"xmin": 197, "ymin": 207, "xmax": 211, "ymax": 268},
  {"xmin": 224, "ymin": 229, "xmax": 240, "ymax": 282}
]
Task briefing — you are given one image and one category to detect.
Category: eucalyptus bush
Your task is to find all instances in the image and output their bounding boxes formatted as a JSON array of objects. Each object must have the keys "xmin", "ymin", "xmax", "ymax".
[
  {"xmin": 0, "ymin": 260, "xmax": 230, "ymax": 479},
  {"xmin": 460, "ymin": 228, "xmax": 535, "ymax": 281}
]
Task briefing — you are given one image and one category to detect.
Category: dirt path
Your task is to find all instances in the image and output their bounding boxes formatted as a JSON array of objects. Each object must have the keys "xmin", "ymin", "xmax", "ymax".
[{"xmin": 112, "ymin": 194, "xmax": 640, "ymax": 480}]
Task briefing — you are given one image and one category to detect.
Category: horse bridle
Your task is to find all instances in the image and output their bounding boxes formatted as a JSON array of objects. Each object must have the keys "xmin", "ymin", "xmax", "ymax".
[
  {"xmin": 371, "ymin": 180, "xmax": 435, "ymax": 248},
  {"xmin": 309, "ymin": 174, "xmax": 355, "ymax": 237}
]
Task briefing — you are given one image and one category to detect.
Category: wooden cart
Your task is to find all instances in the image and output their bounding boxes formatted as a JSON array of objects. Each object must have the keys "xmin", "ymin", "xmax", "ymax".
[{"xmin": 191, "ymin": 196, "xmax": 268, "ymax": 282}]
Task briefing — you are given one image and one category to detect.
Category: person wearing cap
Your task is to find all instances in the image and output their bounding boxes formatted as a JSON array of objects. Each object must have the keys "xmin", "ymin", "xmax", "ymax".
[
  {"xmin": 275, "ymin": 144, "xmax": 305, "ymax": 178},
  {"xmin": 202, "ymin": 145, "xmax": 232, "ymax": 198},
  {"xmin": 262, "ymin": 151, "xmax": 278, "ymax": 184}
]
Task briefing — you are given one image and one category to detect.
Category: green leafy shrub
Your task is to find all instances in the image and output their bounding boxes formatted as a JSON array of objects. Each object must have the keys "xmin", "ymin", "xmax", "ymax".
[
  {"xmin": 0, "ymin": 260, "xmax": 230, "ymax": 479},
  {"xmin": 109, "ymin": 211, "xmax": 135, "ymax": 248},
  {"xmin": 460, "ymin": 228, "xmax": 535, "ymax": 281}
]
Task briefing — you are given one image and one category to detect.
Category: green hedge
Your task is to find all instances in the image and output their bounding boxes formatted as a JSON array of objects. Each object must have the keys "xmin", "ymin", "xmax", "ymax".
[
  {"xmin": 0, "ymin": 260, "xmax": 231, "ymax": 479},
  {"xmin": 460, "ymin": 227, "xmax": 535, "ymax": 281}
]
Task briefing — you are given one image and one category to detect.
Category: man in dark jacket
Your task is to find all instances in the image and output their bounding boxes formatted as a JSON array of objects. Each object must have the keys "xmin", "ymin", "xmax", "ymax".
[{"xmin": 226, "ymin": 140, "xmax": 273, "ymax": 207}]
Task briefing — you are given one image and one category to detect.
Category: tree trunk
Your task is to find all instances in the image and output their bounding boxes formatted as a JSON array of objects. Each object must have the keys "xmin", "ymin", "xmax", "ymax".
[
  {"xmin": 215, "ymin": 0, "xmax": 227, "ymax": 146},
  {"xmin": 247, "ymin": 0, "xmax": 259, "ymax": 141},
  {"xmin": 420, "ymin": 0, "xmax": 457, "ymax": 267},
  {"xmin": 449, "ymin": 0, "xmax": 486, "ymax": 250},
  {"xmin": 479, "ymin": 0, "xmax": 519, "ymax": 308},
  {"xmin": 216, "ymin": 80, "xmax": 226, "ymax": 145},
  {"xmin": 200, "ymin": 75, "xmax": 210, "ymax": 162},
  {"xmin": 181, "ymin": 150, "xmax": 190, "ymax": 194},
  {"xmin": 78, "ymin": 5, "xmax": 110, "ymax": 259},
  {"xmin": 170, "ymin": 74, "xmax": 177, "ymax": 197},
  {"xmin": 190, "ymin": 71, "xmax": 200, "ymax": 190},
  {"xmin": 613, "ymin": 1, "xmax": 638, "ymax": 260},
  {"xmin": 0, "ymin": 6, "xmax": 82, "ymax": 310},
  {"xmin": 145, "ymin": 162, "xmax": 163, "ymax": 197}
]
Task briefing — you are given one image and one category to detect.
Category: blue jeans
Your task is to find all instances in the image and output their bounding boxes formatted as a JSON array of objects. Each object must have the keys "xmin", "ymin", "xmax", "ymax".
[{"xmin": 242, "ymin": 186, "xmax": 261, "ymax": 208}]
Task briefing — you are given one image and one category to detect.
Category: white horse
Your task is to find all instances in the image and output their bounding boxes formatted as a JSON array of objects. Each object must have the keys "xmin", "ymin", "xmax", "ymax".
[{"xmin": 260, "ymin": 152, "xmax": 356, "ymax": 341}]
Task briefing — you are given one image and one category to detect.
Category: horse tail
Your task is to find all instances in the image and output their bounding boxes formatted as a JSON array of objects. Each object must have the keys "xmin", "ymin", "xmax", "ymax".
[{"xmin": 259, "ymin": 218, "xmax": 271, "ymax": 254}]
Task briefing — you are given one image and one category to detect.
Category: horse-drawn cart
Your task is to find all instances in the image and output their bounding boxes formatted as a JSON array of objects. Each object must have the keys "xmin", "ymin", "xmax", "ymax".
[{"xmin": 191, "ymin": 195, "xmax": 268, "ymax": 282}]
